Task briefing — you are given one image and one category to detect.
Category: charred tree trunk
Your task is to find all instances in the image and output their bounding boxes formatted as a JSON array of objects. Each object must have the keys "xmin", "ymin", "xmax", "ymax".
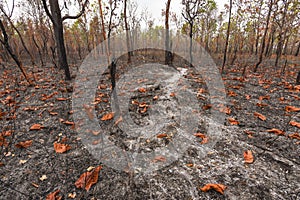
[
  {"xmin": 124, "ymin": 0, "xmax": 131, "ymax": 63},
  {"xmin": 254, "ymin": 0, "xmax": 273, "ymax": 72},
  {"xmin": 221, "ymin": 0, "xmax": 232, "ymax": 73},
  {"xmin": 0, "ymin": 19, "xmax": 32, "ymax": 84},
  {"xmin": 165, "ymin": 0, "xmax": 172, "ymax": 65}
]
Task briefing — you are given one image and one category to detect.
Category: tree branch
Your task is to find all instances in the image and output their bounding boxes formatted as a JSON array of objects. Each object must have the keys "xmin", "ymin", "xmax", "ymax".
[
  {"xmin": 41, "ymin": 0, "xmax": 55, "ymax": 25},
  {"xmin": 62, "ymin": 0, "xmax": 89, "ymax": 21}
]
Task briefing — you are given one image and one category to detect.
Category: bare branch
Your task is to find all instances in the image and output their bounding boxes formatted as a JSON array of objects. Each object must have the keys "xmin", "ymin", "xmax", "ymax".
[{"xmin": 62, "ymin": 0, "xmax": 89, "ymax": 21}]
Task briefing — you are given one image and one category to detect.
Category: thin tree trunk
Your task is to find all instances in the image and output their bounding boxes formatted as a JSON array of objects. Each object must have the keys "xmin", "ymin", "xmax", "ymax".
[
  {"xmin": 0, "ymin": 19, "xmax": 32, "ymax": 85},
  {"xmin": 189, "ymin": 22, "xmax": 193, "ymax": 67},
  {"xmin": 295, "ymin": 41, "xmax": 300, "ymax": 56},
  {"xmin": 165, "ymin": 0, "xmax": 172, "ymax": 65},
  {"xmin": 124, "ymin": 0, "xmax": 131, "ymax": 63},
  {"xmin": 221, "ymin": 0, "xmax": 232, "ymax": 73},
  {"xmin": 98, "ymin": 0, "xmax": 110, "ymax": 64},
  {"xmin": 254, "ymin": 0, "xmax": 273, "ymax": 72}
]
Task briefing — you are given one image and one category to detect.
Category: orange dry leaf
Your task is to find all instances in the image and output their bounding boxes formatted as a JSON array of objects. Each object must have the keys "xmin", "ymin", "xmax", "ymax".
[
  {"xmin": 220, "ymin": 106, "xmax": 231, "ymax": 114},
  {"xmin": 138, "ymin": 87, "xmax": 146, "ymax": 93},
  {"xmin": 245, "ymin": 94, "xmax": 251, "ymax": 100},
  {"xmin": 244, "ymin": 150, "xmax": 254, "ymax": 164},
  {"xmin": 285, "ymin": 106, "xmax": 300, "ymax": 112},
  {"xmin": 15, "ymin": 140, "xmax": 33, "ymax": 148},
  {"xmin": 290, "ymin": 121, "xmax": 300, "ymax": 128},
  {"xmin": 228, "ymin": 118, "xmax": 239, "ymax": 125},
  {"xmin": 227, "ymin": 90, "xmax": 237, "ymax": 97},
  {"xmin": 157, "ymin": 133, "xmax": 168, "ymax": 138},
  {"xmin": 200, "ymin": 183, "xmax": 226, "ymax": 195},
  {"xmin": 266, "ymin": 128, "xmax": 285, "ymax": 136},
  {"xmin": 0, "ymin": 136, "xmax": 8, "ymax": 147},
  {"xmin": 202, "ymin": 104, "xmax": 212, "ymax": 110},
  {"xmin": 170, "ymin": 92, "xmax": 176, "ymax": 97},
  {"xmin": 289, "ymin": 133, "xmax": 300, "ymax": 140},
  {"xmin": 54, "ymin": 142, "xmax": 71, "ymax": 153},
  {"xmin": 153, "ymin": 156, "xmax": 166, "ymax": 163},
  {"xmin": 194, "ymin": 133, "xmax": 208, "ymax": 144},
  {"xmin": 56, "ymin": 97, "xmax": 68, "ymax": 101},
  {"xmin": 29, "ymin": 124, "xmax": 44, "ymax": 130},
  {"xmin": 64, "ymin": 120, "xmax": 75, "ymax": 126},
  {"xmin": 254, "ymin": 112, "xmax": 266, "ymax": 121},
  {"xmin": 46, "ymin": 189, "xmax": 62, "ymax": 200},
  {"xmin": 101, "ymin": 112, "xmax": 114, "ymax": 121},
  {"xmin": 75, "ymin": 166, "xmax": 102, "ymax": 191}
]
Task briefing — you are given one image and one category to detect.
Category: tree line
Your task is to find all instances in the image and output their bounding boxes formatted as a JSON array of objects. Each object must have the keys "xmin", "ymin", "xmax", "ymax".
[{"xmin": 0, "ymin": 0, "xmax": 299, "ymax": 83}]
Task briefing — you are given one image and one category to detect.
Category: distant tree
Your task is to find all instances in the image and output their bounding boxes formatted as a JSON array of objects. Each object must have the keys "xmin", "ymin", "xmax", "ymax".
[
  {"xmin": 221, "ymin": 0, "xmax": 232, "ymax": 73},
  {"xmin": 182, "ymin": 0, "xmax": 205, "ymax": 66},
  {"xmin": 0, "ymin": 19, "xmax": 31, "ymax": 84},
  {"xmin": 165, "ymin": 0, "xmax": 172, "ymax": 65},
  {"xmin": 42, "ymin": 0, "xmax": 88, "ymax": 80}
]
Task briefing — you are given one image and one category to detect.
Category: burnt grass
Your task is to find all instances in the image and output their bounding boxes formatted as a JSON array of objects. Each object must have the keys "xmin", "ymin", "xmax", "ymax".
[{"xmin": 0, "ymin": 52, "xmax": 300, "ymax": 200}]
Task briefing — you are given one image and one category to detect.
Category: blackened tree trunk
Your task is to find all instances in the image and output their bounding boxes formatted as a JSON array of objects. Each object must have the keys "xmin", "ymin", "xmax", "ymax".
[
  {"xmin": 124, "ymin": 0, "xmax": 131, "ymax": 63},
  {"xmin": 0, "ymin": 19, "xmax": 32, "ymax": 84},
  {"xmin": 165, "ymin": 0, "xmax": 172, "ymax": 65},
  {"xmin": 254, "ymin": 0, "xmax": 273, "ymax": 72},
  {"xmin": 42, "ymin": 0, "xmax": 88, "ymax": 80},
  {"xmin": 297, "ymin": 71, "xmax": 300, "ymax": 85},
  {"xmin": 221, "ymin": 0, "xmax": 232, "ymax": 73}
]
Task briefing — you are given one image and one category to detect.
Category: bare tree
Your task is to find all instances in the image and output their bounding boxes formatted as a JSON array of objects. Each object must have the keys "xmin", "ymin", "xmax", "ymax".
[
  {"xmin": 42, "ymin": 0, "xmax": 88, "ymax": 80},
  {"xmin": 0, "ymin": 19, "xmax": 32, "ymax": 84},
  {"xmin": 182, "ymin": 0, "xmax": 205, "ymax": 66},
  {"xmin": 124, "ymin": 0, "xmax": 131, "ymax": 63},
  {"xmin": 254, "ymin": 0, "xmax": 273, "ymax": 72},
  {"xmin": 221, "ymin": 0, "xmax": 232, "ymax": 73},
  {"xmin": 165, "ymin": 0, "xmax": 172, "ymax": 65}
]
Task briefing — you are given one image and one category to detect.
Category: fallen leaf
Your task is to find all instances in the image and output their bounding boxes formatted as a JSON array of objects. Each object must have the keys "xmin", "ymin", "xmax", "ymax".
[
  {"xmin": 290, "ymin": 121, "xmax": 300, "ymax": 128},
  {"xmin": 194, "ymin": 133, "xmax": 208, "ymax": 144},
  {"xmin": 289, "ymin": 133, "xmax": 300, "ymax": 140},
  {"xmin": 186, "ymin": 163, "xmax": 194, "ymax": 167},
  {"xmin": 29, "ymin": 124, "xmax": 44, "ymax": 130},
  {"xmin": 138, "ymin": 87, "xmax": 146, "ymax": 93},
  {"xmin": 220, "ymin": 106, "xmax": 231, "ymax": 114},
  {"xmin": 101, "ymin": 112, "xmax": 114, "ymax": 121},
  {"xmin": 153, "ymin": 156, "xmax": 166, "ymax": 163},
  {"xmin": 266, "ymin": 128, "xmax": 285, "ymax": 135},
  {"xmin": 245, "ymin": 94, "xmax": 251, "ymax": 100},
  {"xmin": 83, "ymin": 104, "xmax": 94, "ymax": 120},
  {"xmin": 244, "ymin": 150, "xmax": 254, "ymax": 164},
  {"xmin": 114, "ymin": 116, "xmax": 123, "ymax": 125},
  {"xmin": 46, "ymin": 189, "xmax": 62, "ymax": 200},
  {"xmin": 202, "ymin": 104, "xmax": 212, "ymax": 110},
  {"xmin": 40, "ymin": 175, "xmax": 47, "ymax": 181},
  {"xmin": 259, "ymin": 95, "xmax": 270, "ymax": 101},
  {"xmin": 56, "ymin": 97, "xmax": 68, "ymax": 101},
  {"xmin": 285, "ymin": 106, "xmax": 300, "ymax": 112},
  {"xmin": 200, "ymin": 183, "xmax": 226, "ymax": 195},
  {"xmin": 68, "ymin": 192, "xmax": 76, "ymax": 199},
  {"xmin": 227, "ymin": 90, "xmax": 237, "ymax": 97},
  {"xmin": 228, "ymin": 118, "xmax": 239, "ymax": 125},
  {"xmin": 19, "ymin": 159, "xmax": 28, "ymax": 164},
  {"xmin": 254, "ymin": 112, "xmax": 266, "ymax": 121},
  {"xmin": 15, "ymin": 140, "xmax": 33, "ymax": 148},
  {"xmin": 54, "ymin": 142, "xmax": 71, "ymax": 153},
  {"xmin": 75, "ymin": 166, "xmax": 102, "ymax": 191},
  {"xmin": 170, "ymin": 92, "xmax": 176, "ymax": 97},
  {"xmin": 157, "ymin": 133, "xmax": 168, "ymax": 138},
  {"xmin": 63, "ymin": 120, "xmax": 74, "ymax": 126},
  {"xmin": 31, "ymin": 182, "xmax": 39, "ymax": 188}
]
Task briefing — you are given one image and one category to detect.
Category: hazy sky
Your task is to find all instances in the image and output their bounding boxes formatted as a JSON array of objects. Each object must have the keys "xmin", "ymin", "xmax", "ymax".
[{"xmin": 136, "ymin": 0, "xmax": 227, "ymax": 26}]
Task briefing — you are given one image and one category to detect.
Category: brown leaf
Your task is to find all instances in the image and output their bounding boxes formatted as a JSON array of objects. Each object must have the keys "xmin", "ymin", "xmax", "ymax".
[
  {"xmin": 64, "ymin": 120, "xmax": 75, "ymax": 126},
  {"xmin": 244, "ymin": 150, "xmax": 254, "ymax": 164},
  {"xmin": 83, "ymin": 104, "xmax": 94, "ymax": 120},
  {"xmin": 56, "ymin": 97, "xmax": 68, "ymax": 101},
  {"xmin": 54, "ymin": 142, "xmax": 71, "ymax": 153},
  {"xmin": 228, "ymin": 118, "xmax": 239, "ymax": 125},
  {"xmin": 200, "ymin": 183, "xmax": 227, "ymax": 195},
  {"xmin": 29, "ymin": 124, "xmax": 44, "ymax": 130},
  {"xmin": 245, "ymin": 94, "xmax": 251, "ymax": 100},
  {"xmin": 0, "ymin": 136, "xmax": 8, "ymax": 147},
  {"xmin": 153, "ymin": 156, "xmax": 166, "ymax": 163},
  {"xmin": 220, "ymin": 106, "xmax": 231, "ymax": 114},
  {"xmin": 289, "ymin": 133, "xmax": 300, "ymax": 140},
  {"xmin": 227, "ymin": 90, "xmax": 237, "ymax": 97},
  {"xmin": 157, "ymin": 133, "xmax": 168, "ymax": 138},
  {"xmin": 46, "ymin": 189, "xmax": 62, "ymax": 200},
  {"xmin": 138, "ymin": 87, "xmax": 146, "ymax": 93},
  {"xmin": 202, "ymin": 104, "xmax": 212, "ymax": 110},
  {"xmin": 75, "ymin": 166, "xmax": 102, "ymax": 191},
  {"xmin": 194, "ymin": 133, "xmax": 208, "ymax": 144},
  {"xmin": 266, "ymin": 128, "xmax": 285, "ymax": 136},
  {"xmin": 285, "ymin": 106, "xmax": 300, "ymax": 112},
  {"xmin": 170, "ymin": 92, "xmax": 176, "ymax": 97},
  {"xmin": 101, "ymin": 112, "xmax": 114, "ymax": 121},
  {"xmin": 15, "ymin": 140, "xmax": 33, "ymax": 148},
  {"xmin": 290, "ymin": 121, "xmax": 300, "ymax": 128},
  {"xmin": 258, "ymin": 95, "xmax": 270, "ymax": 101},
  {"xmin": 254, "ymin": 112, "xmax": 266, "ymax": 121}
]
